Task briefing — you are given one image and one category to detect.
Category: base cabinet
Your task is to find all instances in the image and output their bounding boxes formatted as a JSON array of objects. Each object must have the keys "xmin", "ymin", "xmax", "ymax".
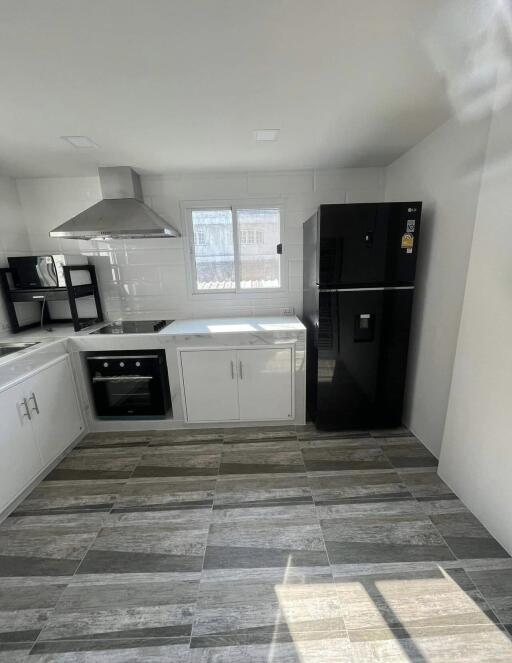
[
  {"xmin": 180, "ymin": 350, "xmax": 239, "ymax": 422},
  {"xmin": 179, "ymin": 346, "xmax": 294, "ymax": 423},
  {"xmin": 0, "ymin": 354, "xmax": 84, "ymax": 516},
  {"xmin": 0, "ymin": 383, "xmax": 43, "ymax": 509},
  {"xmin": 237, "ymin": 348, "xmax": 293, "ymax": 421},
  {"xmin": 28, "ymin": 356, "xmax": 84, "ymax": 464}
]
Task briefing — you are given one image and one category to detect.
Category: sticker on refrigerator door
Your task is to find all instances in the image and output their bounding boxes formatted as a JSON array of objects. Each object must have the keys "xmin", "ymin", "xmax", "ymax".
[
  {"xmin": 401, "ymin": 233, "xmax": 414, "ymax": 250},
  {"xmin": 406, "ymin": 219, "xmax": 416, "ymax": 232}
]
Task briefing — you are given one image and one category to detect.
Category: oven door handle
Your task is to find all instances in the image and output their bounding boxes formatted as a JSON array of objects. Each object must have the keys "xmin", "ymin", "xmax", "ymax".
[{"xmin": 92, "ymin": 375, "xmax": 154, "ymax": 383}]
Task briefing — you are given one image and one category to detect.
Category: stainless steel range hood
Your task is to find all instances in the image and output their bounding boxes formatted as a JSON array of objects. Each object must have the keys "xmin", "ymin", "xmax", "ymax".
[{"xmin": 49, "ymin": 167, "xmax": 179, "ymax": 240}]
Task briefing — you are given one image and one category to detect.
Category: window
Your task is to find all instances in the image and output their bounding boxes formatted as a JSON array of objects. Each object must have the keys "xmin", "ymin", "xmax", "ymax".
[
  {"xmin": 194, "ymin": 228, "xmax": 207, "ymax": 245},
  {"xmin": 240, "ymin": 229, "xmax": 265, "ymax": 245},
  {"xmin": 188, "ymin": 206, "xmax": 281, "ymax": 292},
  {"xmin": 191, "ymin": 209, "xmax": 235, "ymax": 290}
]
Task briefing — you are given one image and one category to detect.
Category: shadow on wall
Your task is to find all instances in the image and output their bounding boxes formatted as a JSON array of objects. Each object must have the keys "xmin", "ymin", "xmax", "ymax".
[{"xmin": 425, "ymin": 0, "xmax": 512, "ymax": 126}]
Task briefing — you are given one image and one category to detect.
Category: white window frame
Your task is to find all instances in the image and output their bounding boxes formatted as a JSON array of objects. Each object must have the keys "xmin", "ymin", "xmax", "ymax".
[{"xmin": 182, "ymin": 199, "xmax": 287, "ymax": 297}]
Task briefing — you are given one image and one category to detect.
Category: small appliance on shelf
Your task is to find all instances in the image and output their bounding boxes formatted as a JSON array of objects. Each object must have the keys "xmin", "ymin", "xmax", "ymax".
[
  {"xmin": 0, "ymin": 254, "xmax": 103, "ymax": 333},
  {"xmin": 7, "ymin": 254, "xmax": 90, "ymax": 289}
]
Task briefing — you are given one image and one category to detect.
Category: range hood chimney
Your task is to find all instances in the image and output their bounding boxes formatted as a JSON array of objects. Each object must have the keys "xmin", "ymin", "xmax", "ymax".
[{"xmin": 49, "ymin": 167, "xmax": 179, "ymax": 240}]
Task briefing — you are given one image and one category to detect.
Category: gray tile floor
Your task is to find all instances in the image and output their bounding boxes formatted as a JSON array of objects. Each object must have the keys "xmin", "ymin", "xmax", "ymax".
[{"xmin": 1, "ymin": 425, "xmax": 512, "ymax": 662}]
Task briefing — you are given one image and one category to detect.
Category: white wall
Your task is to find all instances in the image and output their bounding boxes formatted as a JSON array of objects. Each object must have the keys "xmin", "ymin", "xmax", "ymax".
[
  {"xmin": 385, "ymin": 114, "xmax": 491, "ymax": 456},
  {"xmin": 16, "ymin": 168, "xmax": 384, "ymax": 321},
  {"xmin": 439, "ymin": 68, "xmax": 512, "ymax": 552},
  {"xmin": 0, "ymin": 176, "xmax": 32, "ymax": 331}
]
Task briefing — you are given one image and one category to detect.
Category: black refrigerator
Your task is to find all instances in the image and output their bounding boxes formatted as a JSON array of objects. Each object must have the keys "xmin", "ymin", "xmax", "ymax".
[{"xmin": 302, "ymin": 202, "xmax": 421, "ymax": 430}]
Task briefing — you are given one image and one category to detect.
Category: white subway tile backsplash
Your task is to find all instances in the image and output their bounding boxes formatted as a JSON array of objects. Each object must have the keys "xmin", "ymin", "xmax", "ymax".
[
  {"xmin": 118, "ymin": 265, "xmax": 163, "ymax": 283},
  {"xmin": 124, "ymin": 248, "xmax": 183, "ymax": 266}
]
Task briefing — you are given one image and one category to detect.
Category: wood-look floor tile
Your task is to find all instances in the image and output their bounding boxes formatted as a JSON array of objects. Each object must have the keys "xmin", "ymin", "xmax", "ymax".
[
  {"xmin": 299, "ymin": 436, "xmax": 378, "ymax": 450},
  {"xmin": 219, "ymin": 449, "xmax": 305, "ymax": 476},
  {"xmin": 397, "ymin": 469, "xmax": 451, "ymax": 498},
  {"xmin": 77, "ymin": 521, "xmax": 208, "ymax": 575},
  {"xmin": 193, "ymin": 571, "xmax": 343, "ymax": 644},
  {"xmin": 296, "ymin": 425, "xmax": 370, "ymax": 441},
  {"xmin": 133, "ymin": 446, "xmax": 221, "ymax": 478},
  {"xmin": 303, "ymin": 446, "xmax": 393, "ymax": 473},
  {"xmin": 0, "ymin": 642, "xmax": 32, "ymax": 662},
  {"xmin": 379, "ymin": 438, "xmax": 438, "ymax": 469},
  {"xmin": 0, "ymin": 581, "xmax": 66, "ymax": 644},
  {"xmin": 77, "ymin": 433, "xmax": 152, "ymax": 449},
  {"xmin": 2, "ymin": 424, "xmax": 511, "ymax": 662},
  {"xmin": 148, "ymin": 430, "xmax": 224, "ymax": 447},
  {"xmin": 223, "ymin": 426, "xmax": 296, "ymax": 443},
  {"xmin": 204, "ymin": 517, "xmax": 329, "ymax": 570},
  {"xmin": 29, "ymin": 637, "xmax": 194, "ymax": 661},
  {"xmin": 308, "ymin": 469, "xmax": 409, "ymax": 503},
  {"xmin": 190, "ymin": 631, "xmax": 353, "ymax": 661},
  {"xmin": 467, "ymin": 565, "xmax": 512, "ymax": 625},
  {"xmin": 321, "ymin": 513, "xmax": 455, "ymax": 566},
  {"xmin": 213, "ymin": 473, "xmax": 312, "ymax": 522},
  {"xmin": 222, "ymin": 439, "xmax": 300, "ymax": 453},
  {"xmin": 45, "ymin": 447, "xmax": 145, "ymax": 482},
  {"xmin": 334, "ymin": 567, "xmax": 498, "ymax": 632},
  {"xmin": 0, "ymin": 516, "xmax": 102, "ymax": 578},
  {"xmin": 39, "ymin": 575, "xmax": 199, "ymax": 643},
  {"xmin": 349, "ymin": 623, "xmax": 512, "ymax": 662},
  {"xmin": 431, "ymin": 512, "xmax": 510, "ymax": 560},
  {"xmin": 114, "ymin": 476, "xmax": 216, "ymax": 509},
  {"xmin": 11, "ymin": 480, "xmax": 126, "ymax": 517}
]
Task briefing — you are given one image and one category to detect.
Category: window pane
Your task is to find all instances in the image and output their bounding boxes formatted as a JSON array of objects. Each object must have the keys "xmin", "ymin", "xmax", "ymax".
[
  {"xmin": 191, "ymin": 209, "xmax": 235, "ymax": 290},
  {"xmin": 237, "ymin": 209, "xmax": 280, "ymax": 289}
]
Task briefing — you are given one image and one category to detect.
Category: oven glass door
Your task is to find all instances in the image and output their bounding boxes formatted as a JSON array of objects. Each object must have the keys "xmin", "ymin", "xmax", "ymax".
[{"xmin": 92, "ymin": 375, "xmax": 160, "ymax": 416}]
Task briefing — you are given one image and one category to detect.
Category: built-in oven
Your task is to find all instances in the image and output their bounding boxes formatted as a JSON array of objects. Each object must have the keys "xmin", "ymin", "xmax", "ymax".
[{"xmin": 86, "ymin": 349, "xmax": 171, "ymax": 418}]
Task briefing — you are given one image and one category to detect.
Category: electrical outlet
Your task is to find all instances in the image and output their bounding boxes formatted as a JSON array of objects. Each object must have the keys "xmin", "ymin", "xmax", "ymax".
[{"xmin": 281, "ymin": 307, "xmax": 294, "ymax": 316}]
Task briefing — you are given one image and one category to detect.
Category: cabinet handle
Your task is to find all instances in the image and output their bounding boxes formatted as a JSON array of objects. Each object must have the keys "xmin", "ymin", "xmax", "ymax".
[
  {"xmin": 29, "ymin": 392, "xmax": 40, "ymax": 415},
  {"xmin": 230, "ymin": 360, "xmax": 235, "ymax": 380},
  {"xmin": 19, "ymin": 398, "xmax": 31, "ymax": 420},
  {"xmin": 239, "ymin": 360, "xmax": 243, "ymax": 380}
]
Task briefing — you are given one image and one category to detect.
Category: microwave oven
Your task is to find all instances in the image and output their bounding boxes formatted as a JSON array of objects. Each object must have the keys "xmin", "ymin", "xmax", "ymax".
[{"xmin": 7, "ymin": 255, "xmax": 90, "ymax": 289}]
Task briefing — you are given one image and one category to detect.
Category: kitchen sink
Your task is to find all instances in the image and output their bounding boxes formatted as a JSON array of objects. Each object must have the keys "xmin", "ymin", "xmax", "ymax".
[{"xmin": 0, "ymin": 342, "xmax": 40, "ymax": 358}]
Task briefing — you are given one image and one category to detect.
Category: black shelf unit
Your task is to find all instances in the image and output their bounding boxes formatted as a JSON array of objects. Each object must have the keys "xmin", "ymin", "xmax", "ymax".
[{"xmin": 0, "ymin": 264, "xmax": 104, "ymax": 333}]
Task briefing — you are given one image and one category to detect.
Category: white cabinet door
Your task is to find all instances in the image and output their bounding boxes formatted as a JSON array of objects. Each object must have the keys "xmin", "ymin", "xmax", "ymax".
[
  {"xmin": 237, "ymin": 348, "xmax": 293, "ymax": 421},
  {"xmin": 180, "ymin": 350, "xmax": 239, "ymax": 422},
  {"xmin": 26, "ymin": 357, "xmax": 84, "ymax": 466},
  {"xmin": 0, "ymin": 383, "xmax": 43, "ymax": 509}
]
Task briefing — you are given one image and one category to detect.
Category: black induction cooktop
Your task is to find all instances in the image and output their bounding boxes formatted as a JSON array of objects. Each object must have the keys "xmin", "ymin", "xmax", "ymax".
[{"xmin": 90, "ymin": 320, "xmax": 172, "ymax": 334}]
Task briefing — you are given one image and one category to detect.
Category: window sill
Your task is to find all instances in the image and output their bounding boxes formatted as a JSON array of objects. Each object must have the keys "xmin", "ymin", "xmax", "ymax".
[{"xmin": 191, "ymin": 287, "xmax": 287, "ymax": 297}]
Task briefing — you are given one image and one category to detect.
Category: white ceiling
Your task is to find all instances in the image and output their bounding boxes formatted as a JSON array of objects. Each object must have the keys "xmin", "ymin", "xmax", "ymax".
[{"xmin": 0, "ymin": 0, "xmax": 490, "ymax": 177}]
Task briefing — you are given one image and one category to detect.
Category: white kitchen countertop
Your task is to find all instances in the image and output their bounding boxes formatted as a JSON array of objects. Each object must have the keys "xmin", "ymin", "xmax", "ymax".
[
  {"xmin": 0, "ymin": 316, "xmax": 305, "ymax": 371},
  {"xmin": 160, "ymin": 316, "xmax": 305, "ymax": 335}
]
